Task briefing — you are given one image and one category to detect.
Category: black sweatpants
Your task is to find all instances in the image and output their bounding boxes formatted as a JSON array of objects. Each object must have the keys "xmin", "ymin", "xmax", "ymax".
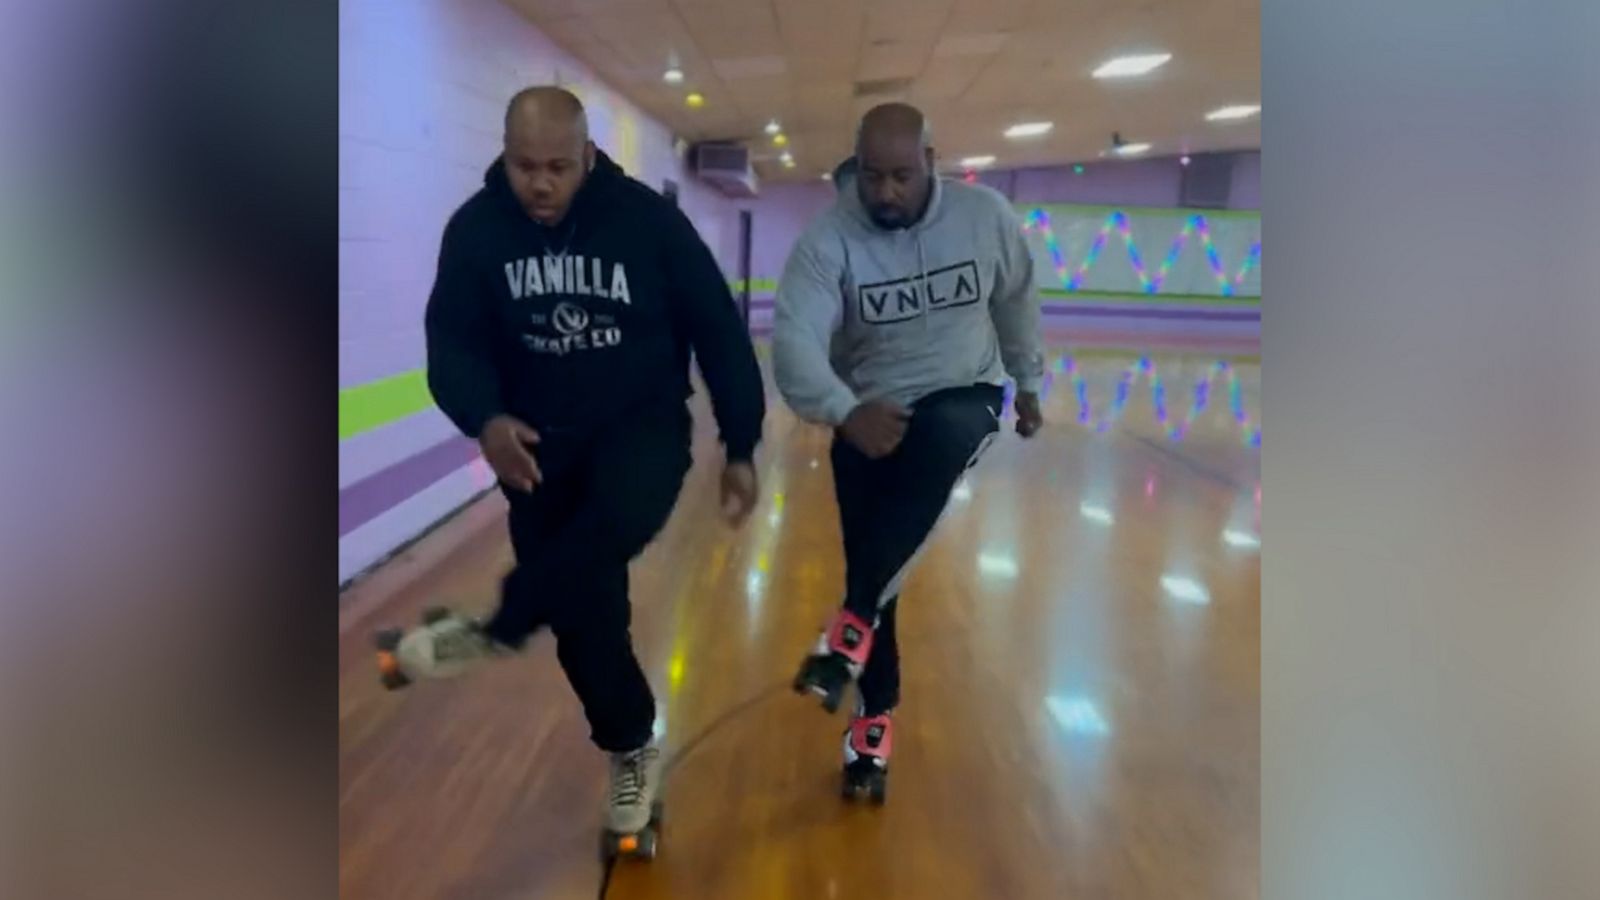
[
  {"xmin": 481, "ymin": 404, "xmax": 691, "ymax": 754},
  {"xmin": 831, "ymin": 384, "xmax": 1003, "ymax": 717}
]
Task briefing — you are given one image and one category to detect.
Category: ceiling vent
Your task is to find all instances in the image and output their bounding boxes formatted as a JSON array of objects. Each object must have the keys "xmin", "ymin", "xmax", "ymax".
[
  {"xmin": 853, "ymin": 77, "xmax": 914, "ymax": 97},
  {"xmin": 690, "ymin": 142, "xmax": 759, "ymax": 198}
]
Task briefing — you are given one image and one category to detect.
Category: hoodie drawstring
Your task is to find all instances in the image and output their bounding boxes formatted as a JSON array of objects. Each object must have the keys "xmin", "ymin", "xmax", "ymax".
[{"xmin": 914, "ymin": 232, "xmax": 930, "ymax": 331}]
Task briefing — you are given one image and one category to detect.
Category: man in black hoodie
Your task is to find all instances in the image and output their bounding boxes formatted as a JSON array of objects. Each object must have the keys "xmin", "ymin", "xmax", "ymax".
[{"xmin": 391, "ymin": 87, "xmax": 765, "ymax": 843}]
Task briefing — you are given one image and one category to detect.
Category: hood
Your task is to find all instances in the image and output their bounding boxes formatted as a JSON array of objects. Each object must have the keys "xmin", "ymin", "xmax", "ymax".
[
  {"xmin": 836, "ymin": 172, "xmax": 946, "ymax": 234},
  {"xmin": 482, "ymin": 148, "xmax": 627, "ymax": 224}
]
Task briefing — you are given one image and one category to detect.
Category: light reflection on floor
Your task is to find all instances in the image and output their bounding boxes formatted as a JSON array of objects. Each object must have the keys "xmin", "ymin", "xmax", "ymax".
[
  {"xmin": 1027, "ymin": 349, "xmax": 1262, "ymax": 448},
  {"xmin": 342, "ymin": 341, "xmax": 1262, "ymax": 900}
]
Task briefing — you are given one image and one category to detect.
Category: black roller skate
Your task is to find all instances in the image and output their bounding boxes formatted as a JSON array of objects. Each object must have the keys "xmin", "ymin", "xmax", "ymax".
[
  {"xmin": 841, "ymin": 711, "xmax": 893, "ymax": 804},
  {"xmin": 792, "ymin": 608, "xmax": 874, "ymax": 713},
  {"xmin": 601, "ymin": 741, "xmax": 664, "ymax": 862},
  {"xmin": 372, "ymin": 606, "xmax": 504, "ymax": 690}
]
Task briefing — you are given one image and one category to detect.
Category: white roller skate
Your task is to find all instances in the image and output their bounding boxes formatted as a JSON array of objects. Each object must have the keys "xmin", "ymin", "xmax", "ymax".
[
  {"xmin": 601, "ymin": 740, "xmax": 664, "ymax": 861},
  {"xmin": 373, "ymin": 606, "xmax": 508, "ymax": 689}
]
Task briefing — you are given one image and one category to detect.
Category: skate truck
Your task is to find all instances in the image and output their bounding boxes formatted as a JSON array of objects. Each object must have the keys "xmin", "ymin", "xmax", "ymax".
[{"xmin": 601, "ymin": 800, "xmax": 664, "ymax": 862}]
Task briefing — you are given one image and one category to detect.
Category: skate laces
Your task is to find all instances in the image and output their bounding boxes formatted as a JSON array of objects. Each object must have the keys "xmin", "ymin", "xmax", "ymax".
[{"xmin": 611, "ymin": 746, "xmax": 657, "ymax": 807}]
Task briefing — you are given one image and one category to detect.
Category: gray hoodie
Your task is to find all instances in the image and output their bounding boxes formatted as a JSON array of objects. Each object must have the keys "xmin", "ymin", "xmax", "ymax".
[{"xmin": 772, "ymin": 175, "xmax": 1045, "ymax": 426}]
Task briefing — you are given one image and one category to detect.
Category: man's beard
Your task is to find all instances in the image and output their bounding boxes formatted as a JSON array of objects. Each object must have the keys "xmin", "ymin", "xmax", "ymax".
[{"xmin": 868, "ymin": 206, "xmax": 912, "ymax": 230}]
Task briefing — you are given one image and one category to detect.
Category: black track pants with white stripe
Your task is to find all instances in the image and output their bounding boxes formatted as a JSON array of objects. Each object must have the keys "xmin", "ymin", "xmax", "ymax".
[{"xmin": 830, "ymin": 383, "xmax": 1003, "ymax": 716}]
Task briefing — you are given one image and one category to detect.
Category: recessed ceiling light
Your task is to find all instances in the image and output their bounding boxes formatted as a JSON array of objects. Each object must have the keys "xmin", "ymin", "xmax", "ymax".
[
  {"xmin": 663, "ymin": 67, "xmax": 684, "ymax": 84},
  {"xmin": 1161, "ymin": 574, "xmax": 1210, "ymax": 605},
  {"xmin": 1223, "ymin": 529, "xmax": 1260, "ymax": 548},
  {"xmin": 1206, "ymin": 104, "xmax": 1260, "ymax": 121},
  {"xmin": 764, "ymin": 119, "xmax": 781, "ymax": 135},
  {"xmin": 960, "ymin": 155, "xmax": 996, "ymax": 168},
  {"xmin": 1092, "ymin": 53, "xmax": 1172, "ymax": 79},
  {"xmin": 1004, "ymin": 121, "xmax": 1053, "ymax": 139},
  {"xmin": 684, "ymin": 92, "xmax": 705, "ymax": 109}
]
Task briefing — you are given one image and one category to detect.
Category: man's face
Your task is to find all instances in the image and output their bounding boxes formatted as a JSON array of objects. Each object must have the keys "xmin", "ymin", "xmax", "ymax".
[
  {"xmin": 503, "ymin": 120, "xmax": 593, "ymax": 226},
  {"xmin": 855, "ymin": 134, "xmax": 933, "ymax": 230}
]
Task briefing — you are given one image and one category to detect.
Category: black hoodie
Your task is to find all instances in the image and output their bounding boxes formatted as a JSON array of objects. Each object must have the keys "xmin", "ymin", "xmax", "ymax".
[{"xmin": 424, "ymin": 150, "xmax": 763, "ymax": 461}]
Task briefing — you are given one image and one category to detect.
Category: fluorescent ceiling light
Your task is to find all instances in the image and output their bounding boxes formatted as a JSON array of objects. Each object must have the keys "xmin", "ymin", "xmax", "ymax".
[
  {"xmin": 1092, "ymin": 53, "xmax": 1172, "ymax": 79},
  {"xmin": 1004, "ymin": 121, "xmax": 1053, "ymax": 139},
  {"xmin": 1078, "ymin": 502, "xmax": 1114, "ymax": 525},
  {"xmin": 1113, "ymin": 142, "xmax": 1152, "ymax": 156},
  {"xmin": 1161, "ymin": 574, "xmax": 1210, "ymax": 605},
  {"xmin": 1206, "ymin": 104, "xmax": 1260, "ymax": 121},
  {"xmin": 959, "ymin": 155, "xmax": 996, "ymax": 168},
  {"xmin": 1223, "ymin": 529, "xmax": 1260, "ymax": 548}
]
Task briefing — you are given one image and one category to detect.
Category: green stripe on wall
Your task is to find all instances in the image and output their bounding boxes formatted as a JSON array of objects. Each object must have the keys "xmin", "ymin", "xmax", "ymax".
[
  {"xmin": 737, "ymin": 286, "xmax": 1260, "ymax": 305},
  {"xmin": 339, "ymin": 369, "xmax": 434, "ymax": 440},
  {"xmin": 729, "ymin": 278, "xmax": 779, "ymax": 294},
  {"xmin": 1021, "ymin": 202, "xmax": 1261, "ymax": 220},
  {"xmin": 1039, "ymin": 289, "xmax": 1261, "ymax": 305}
]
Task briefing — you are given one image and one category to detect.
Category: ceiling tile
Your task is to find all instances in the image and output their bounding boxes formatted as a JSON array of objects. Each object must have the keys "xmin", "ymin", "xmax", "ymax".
[{"xmin": 503, "ymin": 0, "xmax": 1259, "ymax": 182}]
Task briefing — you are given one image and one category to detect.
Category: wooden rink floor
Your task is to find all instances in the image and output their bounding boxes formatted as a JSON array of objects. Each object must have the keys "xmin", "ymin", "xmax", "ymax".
[{"xmin": 339, "ymin": 343, "xmax": 1261, "ymax": 900}]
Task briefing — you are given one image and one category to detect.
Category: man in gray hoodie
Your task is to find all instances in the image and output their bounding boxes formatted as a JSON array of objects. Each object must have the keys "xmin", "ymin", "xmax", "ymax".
[{"xmin": 774, "ymin": 103, "xmax": 1045, "ymax": 800}]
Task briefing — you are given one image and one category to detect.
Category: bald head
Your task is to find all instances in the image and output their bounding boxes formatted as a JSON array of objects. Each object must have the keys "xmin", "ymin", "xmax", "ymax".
[
  {"xmin": 856, "ymin": 103, "xmax": 930, "ymax": 154},
  {"xmin": 505, "ymin": 86, "xmax": 589, "ymax": 140},
  {"xmin": 853, "ymin": 103, "xmax": 936, "ymax": 230},
  {"xmin": 502, "ymin": 86, "xmax": 595, "ymax": 226}
]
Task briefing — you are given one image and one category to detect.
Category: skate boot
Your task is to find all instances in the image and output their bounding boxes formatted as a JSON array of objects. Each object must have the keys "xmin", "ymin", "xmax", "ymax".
[
  {"xmin": 792, "ymin": 608, "xmax": 874, "ymax": 713},
  {"xmin": 841, "ymin": 710, "xmax": 893, "ymax": 804},
  {"xmin": 601, "ymin": 741, "xmax": 664, "ymax": 861},
  {"xmin": 373, "ymin": 606, "xmax": 507, "ymax": 690}
]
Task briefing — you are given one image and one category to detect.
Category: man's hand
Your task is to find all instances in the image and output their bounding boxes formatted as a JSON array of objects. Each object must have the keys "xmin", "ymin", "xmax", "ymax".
[
  {"xmin": 478, "ymin": 415, "xmax": 542, "ymax": 492},
  {"xmin": 840, "ymin": 400, "xmax": 912, "ymax": 459},
  {"xmin": 1014, "ymin": 390, "xmax": 1043, "ymax": 438},
  {"xmin": 720, "ymin": 460, "xmax": 759, "ymax": 526}
]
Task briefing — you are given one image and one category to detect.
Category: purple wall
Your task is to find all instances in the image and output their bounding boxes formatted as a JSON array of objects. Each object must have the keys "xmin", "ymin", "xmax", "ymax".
[
  {"xmin": 977, "ymin": 150, "xmax": 1260, "ymax": 209},
  {"xmin": 1012, "ymin": 160, "xmax": 1182, "ymax": 206},
  {"xmin": 734, "ymin": 151, "xmax": 1262, "ymax": 290},
  {"xmin": 1227, "ymin": 151, "xmax": 1261, "ymax": 209},
  {"xmin": 734, "ymin": 181, "xmax": 835, "ymax": 290}
]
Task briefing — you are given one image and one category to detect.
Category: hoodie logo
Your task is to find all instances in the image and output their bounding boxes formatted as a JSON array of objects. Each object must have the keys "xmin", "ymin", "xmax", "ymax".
[
  {"xmin": 551, "ymin": 302, "xmax": 590, "ymax": 336},
  {"xmin": 857, "ymin": 260, "xmax": 981, "ymax": 325},
  {"xmin": 504, "ymin": 254, "xmax": 632, "ymax": 305}
]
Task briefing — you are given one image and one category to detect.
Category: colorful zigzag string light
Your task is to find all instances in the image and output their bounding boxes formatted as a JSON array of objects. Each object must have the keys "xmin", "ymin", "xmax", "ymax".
[{"xmin": 1023, "ymin": 208, "xmax": 1260, "ymax": 296}]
